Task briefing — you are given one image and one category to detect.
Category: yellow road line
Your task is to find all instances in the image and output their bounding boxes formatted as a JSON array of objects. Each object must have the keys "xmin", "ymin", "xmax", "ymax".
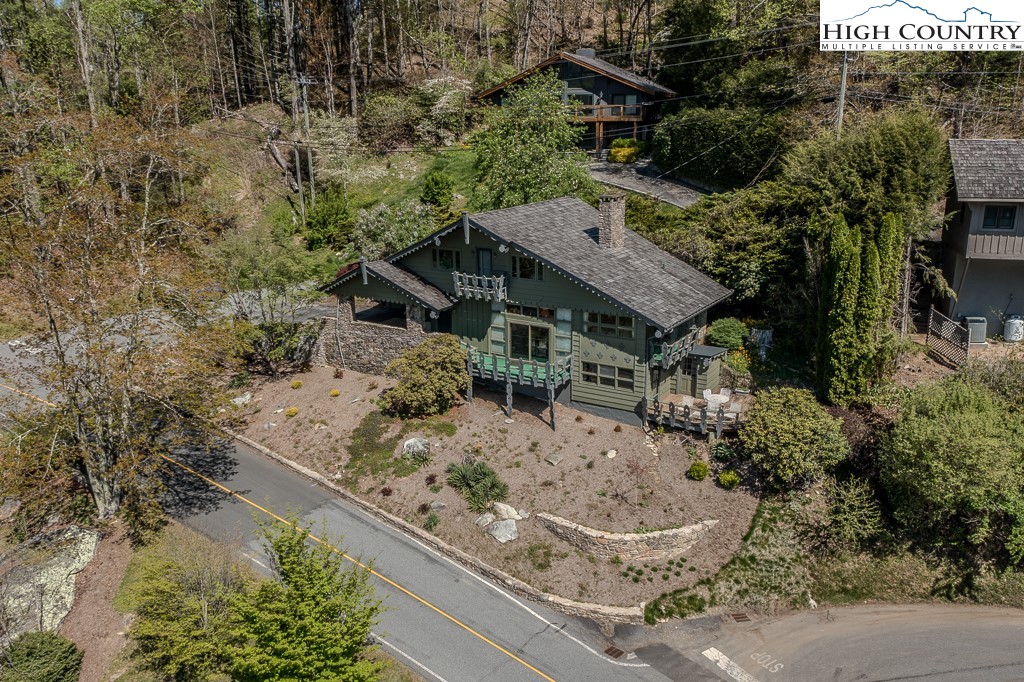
[
  {"xmin": 0, "ymin": 381, "xmax": 56, "ymax": 408},
  {"xmin": 0, "ymin": 380, "xmax": 555, "ymax": 680},
  {"xmin": 161, "ymin": 453, "xmax": 557, "ymax": 682}
]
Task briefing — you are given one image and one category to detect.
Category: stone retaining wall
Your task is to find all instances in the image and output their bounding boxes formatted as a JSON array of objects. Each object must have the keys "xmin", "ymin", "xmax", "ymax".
[
  {"xmin": 314, "ymin": 298, "xmax": 434, "ymax": 374},
  {"xmin": 227, "ymin": 430, "xmax": 644, "ymax": 628},
  {"xmin": 537, "ymin": 512, "xmax": 717, "ymax": 562}
]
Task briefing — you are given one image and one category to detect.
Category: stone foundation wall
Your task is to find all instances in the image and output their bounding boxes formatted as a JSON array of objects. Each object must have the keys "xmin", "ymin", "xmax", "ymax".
[
  {"xmin": 537, "ymin": 512, "xmax": 717, "ymax": 562},
  {"xmin": 314, "ymin": 298, "xmax": 434, "ymax": 374}
]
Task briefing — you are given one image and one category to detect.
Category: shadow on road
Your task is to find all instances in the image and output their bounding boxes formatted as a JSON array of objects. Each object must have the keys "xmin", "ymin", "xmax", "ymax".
[{"xmin": 159, "ymin": 436, "xmax": 249, "ymax": 519}]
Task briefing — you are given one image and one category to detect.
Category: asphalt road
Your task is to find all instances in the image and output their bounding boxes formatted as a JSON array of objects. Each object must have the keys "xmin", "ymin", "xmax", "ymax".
[{"xmin": 165, "ymin": 439, "xmax": 687, "ymax": 682}]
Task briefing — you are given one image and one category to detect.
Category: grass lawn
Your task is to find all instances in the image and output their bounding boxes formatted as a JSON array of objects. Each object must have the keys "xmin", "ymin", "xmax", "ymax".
[{"xmin": 344, "ymin": 410, "xmax": 458, "ymax": 492}]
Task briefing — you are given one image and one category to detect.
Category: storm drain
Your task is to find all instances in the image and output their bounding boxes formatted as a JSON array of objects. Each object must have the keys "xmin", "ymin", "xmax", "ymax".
[
  {"xmin": 731, "ymin": 613, "xmax": 751, "ymax": 623},
  {"xmin": 604, "ymin": 646, "xmax": 625, "ymax": 659}
]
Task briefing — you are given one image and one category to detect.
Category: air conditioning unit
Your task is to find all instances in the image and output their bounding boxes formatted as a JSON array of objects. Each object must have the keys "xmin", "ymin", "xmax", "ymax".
[{"xmin": 962, "ymin": 316, "xmax": 988, "ymax": 345}]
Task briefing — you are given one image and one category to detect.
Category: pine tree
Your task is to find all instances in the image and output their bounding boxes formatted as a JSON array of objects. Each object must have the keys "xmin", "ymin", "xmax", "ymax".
[{"xmin": 227, "ymin": 518, "xmax": 384, "ymax": 682}]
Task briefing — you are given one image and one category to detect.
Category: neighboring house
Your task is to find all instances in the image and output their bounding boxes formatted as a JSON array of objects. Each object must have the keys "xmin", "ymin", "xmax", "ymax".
[
  {"xmin": 944, "ymin": 139, "xmax": 1024, "ymax": 334},
  {"xmin": 319, "ymin": 195, "xmax": 731, "ymax": 421},
  {"xmin": 475, "ymin": 49, "xmax": 675, "ymax": 152}
]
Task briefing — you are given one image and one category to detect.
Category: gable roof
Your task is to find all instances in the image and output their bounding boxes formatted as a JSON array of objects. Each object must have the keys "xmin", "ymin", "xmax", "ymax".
[
  {"xmin": 475, "ymin": 51, "xmax": 675, "ymax": 100},
  {"xmin": 362, "ymin": 197, "xmax": 730, "ymax": 332},
  {"xmin": 323, "ymin": 260, "xmax": 456, "ymax": 313},
  {"xmin": 949, "ymin": 139, "xmax": 1024, "ymax": 201}
]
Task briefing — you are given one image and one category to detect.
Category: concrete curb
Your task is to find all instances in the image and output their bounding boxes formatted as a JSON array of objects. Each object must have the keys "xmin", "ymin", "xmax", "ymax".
[{"xmin": 225, "ymin": 429, "xmax": 645, "ymax": 627}]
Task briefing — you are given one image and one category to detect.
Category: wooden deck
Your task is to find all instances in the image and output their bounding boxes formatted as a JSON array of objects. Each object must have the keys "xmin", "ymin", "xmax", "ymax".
[
  {"xmin": 644, "ymin": 392, "xmax": 751, "ymax": 437},
  {"xmin": 466, "ymin": 351, "xmax": 573, "ymax": 388}
]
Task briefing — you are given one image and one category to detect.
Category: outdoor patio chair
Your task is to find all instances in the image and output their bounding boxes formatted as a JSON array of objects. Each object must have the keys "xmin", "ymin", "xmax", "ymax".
[{"xmin": 702, "ymin": 389, "xmax": 713, "ymax": 402}]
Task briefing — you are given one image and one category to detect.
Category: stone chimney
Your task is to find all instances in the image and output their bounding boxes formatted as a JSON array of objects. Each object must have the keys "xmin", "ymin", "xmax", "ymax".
[{"xmin": 598, "ymin": 194, "xmax": 626, "ymax": 249}]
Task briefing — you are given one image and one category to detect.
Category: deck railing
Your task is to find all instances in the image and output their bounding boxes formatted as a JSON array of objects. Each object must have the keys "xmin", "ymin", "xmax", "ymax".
[
  {"xmin": 452, "ymin": 272, "xmax": 506, "ymax": 302},
  {"xmin": 642, "ymin": 397, "xmax": 745, "ymax": 438},
  {"xmin": 466, "ymin": 350, "xmax": 572, "ymax": 388},
  {"xmin": 573, "ymin": 103, "xmax": 643, "ymax": 121},
  {"xmin": 651, "ymin": 327, "xmax": 699, "ymax": 369}
]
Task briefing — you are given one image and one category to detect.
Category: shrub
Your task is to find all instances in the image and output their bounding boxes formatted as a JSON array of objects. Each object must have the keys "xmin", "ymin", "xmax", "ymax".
[
  {"xmin": 725, "ymin": 348, "xmax": 751, "ymax": 374},
  {"xmin": 687, "ymin": 461, "xmax": 709, "ymax": 481},
  {"xmin": 0, "ymin": 631, "xmax": 83, "ymax": 682},
  {"xmin": 423, "ymin": 512, "xmax": 440, "ymax": 531},
  {"xmin": 417, "ymin": 502, "xmax": 431, "ymax": 515},
  {"xmin": 741, "ymin": 388, "xmax": 849, "ymax": 491},
  {"xmin": 291, "ymin": 380, "xmax": 303, "ymax": 390},
  {"xmin": 359, "ymin": 93, "xmax": 421, "ymax": 152},
  {"xmin": 330, "ymin": 389, "xmax": 341, "ymax": 397},
  {"xmin": 284, "ymin": 407, "xmax": 299, "ymax": 418},
  {"xmin": 711, "ymin": 441, "xmax": 736, "ymax": 462},
  {"xmin": 445, "ymin": 460, "xmax": 509, "ymax": 512},
  {"xmin": 706, "ymin": 317, "xmax": 749, "ymax": 351},
  {"xmin": 718, "ymin": 469, "xmax": 741, "ymax": 490},
  {"xmin": 652, "ymin": 107, "xmax": 794, "ymax": 189},
  {"xmin": 378, "ymin": 335, "xmax": 470, "ymax": 418},
  {"xmin": 881, "ymin": 377, "xmax": 1024, "ymax": 563},
  {"xmin": 610, "ymin": 138, "xmax": 639, "ymax": 149},
  {"xmin": 351, "ymin": 200, "xmax": 437, "ymax": 261},
  {"xmin": 303, "ymin": 185, "xmax": 355, "ymax": 250},
  {"xmin": 380, "ymin": 486, "xmax": 393, "ymax": 497},
  {"xmin": 420, "ymin": 170, "xmax": 456, "ymax": 208},
  {"xmin": 608, "ymin": 146, "xmax": 639, "ymax": 164},
  {"xmin": 801, "ymin": 476, "xmax": 883, "ymax": 554}
]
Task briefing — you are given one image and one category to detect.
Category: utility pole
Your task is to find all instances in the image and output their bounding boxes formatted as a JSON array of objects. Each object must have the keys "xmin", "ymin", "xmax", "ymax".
[
  {"xmin": 293, "ymin": 140, "xmax": 306, "ymax": 226},
  {"xmin": 296, "ymin": 73, "xmax": 316, "ymax": 204},
  {"xmin": 836, "ymin": 51, "xmax": 849, "ymax": 138}
]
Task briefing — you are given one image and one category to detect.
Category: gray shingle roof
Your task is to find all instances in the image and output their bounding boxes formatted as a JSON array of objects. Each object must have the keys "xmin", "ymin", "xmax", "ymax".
[
  {"xmin": 564, "ymin": 51, "xmax": 675, "ymax": 96},
  {"xmin": 323, "ymin": 261, "xmax": 455, "ymax": 312},
  {"xmin": 950, "ymin": 139, "xmax": 1024, "ymax": 200},
  {"xmin": 468, "ymin": 197, "xmax": 730, "ymax": 331}
]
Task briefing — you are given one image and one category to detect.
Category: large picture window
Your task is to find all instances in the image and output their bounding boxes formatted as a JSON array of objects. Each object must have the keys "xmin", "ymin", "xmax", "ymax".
[
  {"xmin": 581, "ymin": 362, "xmax": 634, "ymax": 391},
  {"xmin": 509, "ymin": 323, "xmax": 550, "ymax": 362},
  {"xmin": 585, "ymin": 312, "xmax": 634, "ymax": 338},
  {"xmin": 511, "ymin": 256, "xmax": 543, "ymax": 280},
  {"xmin": 432, "ymin": 248, "xmax": 461, "ymax": 270},
  {"xmin": 983, "ymin": 205, "xmax": 1016, "ymax": 230}
]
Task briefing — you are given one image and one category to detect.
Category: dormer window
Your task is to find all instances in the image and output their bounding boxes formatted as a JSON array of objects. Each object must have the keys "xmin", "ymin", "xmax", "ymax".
[
  {"xmin": 511, "ymin": 256, "xmax": 543, "ymax": 280},
  {"xmin": 983, "ymin": 205, "xmax": 1016, "ymax": 230}
]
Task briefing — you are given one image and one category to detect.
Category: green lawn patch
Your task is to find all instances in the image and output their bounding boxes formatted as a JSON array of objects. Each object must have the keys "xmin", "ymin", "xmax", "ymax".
[{"xmin": 343, "ymin": 411, "xmax": 456, "ymax": 491}]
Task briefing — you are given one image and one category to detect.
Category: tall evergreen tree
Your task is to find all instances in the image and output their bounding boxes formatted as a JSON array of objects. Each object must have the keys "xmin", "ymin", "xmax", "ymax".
[{"xmin": 817, "ymin": 215, "xmax": 862, "ymax": 405}]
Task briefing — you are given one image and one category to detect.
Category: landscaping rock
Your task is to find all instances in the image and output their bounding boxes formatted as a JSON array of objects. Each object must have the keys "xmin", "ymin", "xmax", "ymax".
[
  {"xmin": 545, "ymin": 453, "xmax": 563, "ymax": 466},
  {"xmin": 518, "ymin": 508, "xmax": 530, "ymax": 519},
  {"xmin": 429, "ymin": 500, "xmax": 446, "ymax": 511},
  {"xmin": 475, "ymin": 512, "xmax": 495, "ymax": 527},
  {"xmin": 606, "ymin": 449, "xmax": 617, "ymax": 459},
  {"xmin": 402, "ymin": 437, "xmax": 430, "ymax": 460},
  {"xmin": 0, "ymin": 498, "xmax": 21, "ymax": 522},
  {"xmin": 488, "ymin": 519, "xmax": 518, "ymax": 543},
  {"xmin": 492, "ymin": 502, "xmax": 522, "ymax": 520},
  {"xmin": 231, "ymin": 392, "xmax": 252, "ymax": 407}
]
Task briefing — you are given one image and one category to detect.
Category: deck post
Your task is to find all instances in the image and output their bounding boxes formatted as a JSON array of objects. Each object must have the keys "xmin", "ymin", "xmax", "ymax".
[
  {"xmin": 547, "ymin": 379, "xmax": 556, "ymax": 431},
  {"xmin": 640, "ymin": 396, "xmax": 648, "ymax": 428},
  {"xmin": 466, "ymin": 351, "xmax": 474, "ymax": 403},
  {"xmin": 699, "ymin": 407, "xmax": 707, "ymax": 434},
  {"xmin": 669, "ymin": 402, "xmax": 676, "ymax": 429},
  {"xmin": 505, "ymin": 374, "xmax": 513, "ymax": 418},
  {"xmin": 715, "ymin": 406, "xmax": 724, "ymax": 439}
]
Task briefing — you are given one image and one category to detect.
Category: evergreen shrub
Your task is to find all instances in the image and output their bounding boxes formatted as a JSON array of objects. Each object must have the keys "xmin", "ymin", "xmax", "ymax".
[{"xmin": 0, "ymin": 631, "xmax": 83, "ymax": 682}]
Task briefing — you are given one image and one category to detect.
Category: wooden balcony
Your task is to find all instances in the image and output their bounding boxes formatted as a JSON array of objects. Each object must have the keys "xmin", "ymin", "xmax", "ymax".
[
  {"xmin": 572, "ymin": 104, "xmax": 643, "ymax": 122},
  {"xmin": 466, "ymin": 350, "xmax": 572, "ymax": 388},
  {"xmin": 452, "ymin": 272, "xmax": 506, "ymax": 301}
]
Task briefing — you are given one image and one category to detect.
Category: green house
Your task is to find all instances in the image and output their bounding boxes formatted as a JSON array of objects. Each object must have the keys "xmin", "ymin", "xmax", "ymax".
[{"xmin": 319, "ymin": 195, "xmax": 731, "ymax": 422}]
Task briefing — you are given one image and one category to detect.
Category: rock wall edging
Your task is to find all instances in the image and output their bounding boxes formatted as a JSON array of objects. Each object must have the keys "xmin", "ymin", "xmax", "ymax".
[
  {"xmin": 537, "ymin": 512, "xmax": 717, "ymax": 562},
  {"xmin": 226, "ymin": 430, "xmax": 644, "ymax": 627}
]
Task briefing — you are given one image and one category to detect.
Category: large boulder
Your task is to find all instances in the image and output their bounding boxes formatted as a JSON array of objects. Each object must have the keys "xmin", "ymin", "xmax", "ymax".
[
  {"xmin": 401, "ymin": 437, "xmax": 430, "ymax": 460},
  {"xmin": 475, "ymin": 512, "xmax": 496, "ymax": 527},
  {"xmin": 491, "ymin": 502, "xmax": 522, "ymax": 520},
  {"xmin": 488, "ymin": 519, "xmax": 518, "ymax": 543}
]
